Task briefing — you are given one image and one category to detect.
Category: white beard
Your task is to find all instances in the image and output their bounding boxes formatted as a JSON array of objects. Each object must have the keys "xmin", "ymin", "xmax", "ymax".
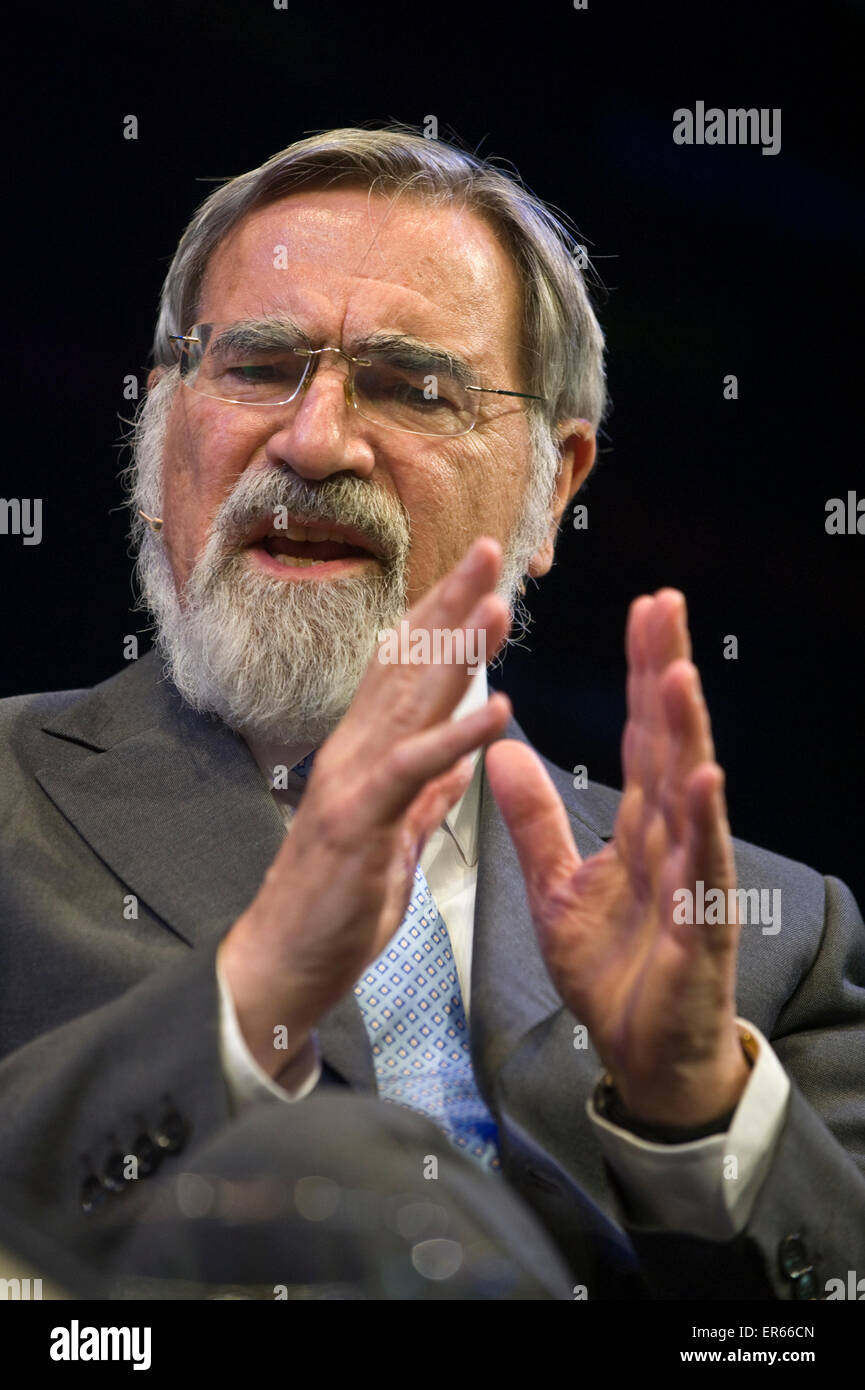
[{"xmin": 127, "ymin": 371, "xmax": 557, "ymax": 746}]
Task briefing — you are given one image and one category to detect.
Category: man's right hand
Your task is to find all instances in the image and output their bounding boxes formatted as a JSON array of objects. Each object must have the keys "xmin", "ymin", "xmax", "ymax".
[{"xmin": 218, "ymin": 537, "xmax": 512, "ymax": 1082}]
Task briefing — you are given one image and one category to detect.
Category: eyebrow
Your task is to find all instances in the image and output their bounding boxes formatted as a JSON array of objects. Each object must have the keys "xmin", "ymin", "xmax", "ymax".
[
  {"xmin": 203, "ymin": 319, "xmax": 478, "ymax": 386},
  {"xmin": 350, "ymin": 332, "xmax": 478, "ymax": 388},
  {"xmin": 205, "ymin": 317, "xmax": 313, "ymax": 356}
]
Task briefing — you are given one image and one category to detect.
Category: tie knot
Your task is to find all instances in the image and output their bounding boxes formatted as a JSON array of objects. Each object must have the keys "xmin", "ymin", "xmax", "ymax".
[{"xmin": 291, "ymin": 750, "xmax": 317, "ymax": 781}]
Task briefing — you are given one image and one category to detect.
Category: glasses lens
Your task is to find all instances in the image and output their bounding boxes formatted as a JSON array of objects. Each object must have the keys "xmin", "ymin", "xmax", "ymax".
[
  {"xmin": 179, "ymin": 324, "xmax": 308, "ymax": 404},
  {"xmin": 353, "ymin": 359, "xmax": 478, "ymax": 436}
]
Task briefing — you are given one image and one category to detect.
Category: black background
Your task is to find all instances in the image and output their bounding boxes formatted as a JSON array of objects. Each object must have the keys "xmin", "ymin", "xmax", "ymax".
[{"xmin": 2, "ymin": 0, "xmax": 862, "ymax": 904}]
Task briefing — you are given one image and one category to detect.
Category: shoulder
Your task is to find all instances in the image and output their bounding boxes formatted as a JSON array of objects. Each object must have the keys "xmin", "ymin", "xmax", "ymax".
[
  {"xmin": 0, "ymin": 652, "xmax": 168, "ymax": 793},
  {"xmin": 0, "ymin": 684, "xmax": 89, "ymax": 752}
]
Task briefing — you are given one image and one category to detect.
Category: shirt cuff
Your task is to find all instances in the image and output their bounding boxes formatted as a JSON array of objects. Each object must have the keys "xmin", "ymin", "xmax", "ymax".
[
  {"xmin": 586, "ymin": 1019, "xmax": 790, "ymax": 1238},
  {"xmin": 216, "ymin": 955, "xmax": 322, "ymax": 1114}
]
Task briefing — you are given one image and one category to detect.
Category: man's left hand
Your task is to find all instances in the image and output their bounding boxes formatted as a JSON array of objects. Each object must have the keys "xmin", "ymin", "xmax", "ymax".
[{"xmin": 486, "ymin": 589, "xmax": 751, "ymax": 1129}]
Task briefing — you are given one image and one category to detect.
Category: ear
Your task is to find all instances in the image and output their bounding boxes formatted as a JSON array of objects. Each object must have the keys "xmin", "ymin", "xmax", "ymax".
[{"xmin": 526, "ymin": 418, "xmax": 596, "ymax": 579}]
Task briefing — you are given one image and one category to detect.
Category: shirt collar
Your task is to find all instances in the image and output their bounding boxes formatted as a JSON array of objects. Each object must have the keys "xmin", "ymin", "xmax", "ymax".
[
  {"xmin": 441, "ymin": 668, "xmax": 486, "ymax": 867},
  {"xmin": 243, "ymin": 667, "xmax": 488, "ymax": 869}
]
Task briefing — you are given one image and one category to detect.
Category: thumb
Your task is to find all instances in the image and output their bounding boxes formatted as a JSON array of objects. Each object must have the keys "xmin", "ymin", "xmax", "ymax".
[{"xmin": 484, "ymin": 740, "xmax": 582, "ymax": 898}]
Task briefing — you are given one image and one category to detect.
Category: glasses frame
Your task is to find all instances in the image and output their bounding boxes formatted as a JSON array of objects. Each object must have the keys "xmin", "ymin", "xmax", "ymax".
[{"xmin": 168, "ymin": 327, "xmax": 546, "ymax": 438}]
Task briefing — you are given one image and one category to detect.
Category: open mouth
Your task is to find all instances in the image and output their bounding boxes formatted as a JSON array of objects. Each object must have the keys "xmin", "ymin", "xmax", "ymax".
[{"xmin": 246, "ymin": 520, "xmax": 382, "ymax": 575}]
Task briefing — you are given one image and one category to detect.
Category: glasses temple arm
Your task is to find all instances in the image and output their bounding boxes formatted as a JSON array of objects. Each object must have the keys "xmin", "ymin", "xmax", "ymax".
[{"xmin": 466, "ymin": 386, "xmax": 545, "ymax": 401}]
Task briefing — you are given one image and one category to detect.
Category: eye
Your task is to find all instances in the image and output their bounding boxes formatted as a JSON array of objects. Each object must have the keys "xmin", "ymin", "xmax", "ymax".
[
  {"xmin": 227, "ymin": 364, "xmax": 283, "ymax": 381},
  {"xmin": 209, "ymin": 352, "xmax": 308, "ymax": 398},
  {"xmin": 359, "ymin": 362, "xmax": 463, "ymax": 412},
  {"xmin": 392, "ymin": 381, "xmax": 445, "ymax": 409}
]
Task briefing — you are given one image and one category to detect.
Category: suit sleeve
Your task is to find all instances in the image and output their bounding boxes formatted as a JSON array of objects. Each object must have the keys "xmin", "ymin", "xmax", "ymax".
[
  {"xmin": 588, "ymin": 1019, "xmax": 790, "ymax": 1237},
  {"xmin": 619, "ymin": 875, "xmax": 865, "ymax": 1299},
  {"xmin": 0, "ymin": 939, "xmax": 233, "ymax": 1262}
]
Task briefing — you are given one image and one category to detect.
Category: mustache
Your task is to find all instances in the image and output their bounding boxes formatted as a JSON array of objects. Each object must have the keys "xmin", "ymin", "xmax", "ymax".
[{"xmin": 210, "ymin": 469, "xmax": 411, "ymax": 564}]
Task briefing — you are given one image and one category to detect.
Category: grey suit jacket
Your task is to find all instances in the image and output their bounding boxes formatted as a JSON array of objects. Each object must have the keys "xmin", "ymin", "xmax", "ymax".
[{"xmin": 1, "ymin": 650, "xmax": 863, "ymax": 1298}]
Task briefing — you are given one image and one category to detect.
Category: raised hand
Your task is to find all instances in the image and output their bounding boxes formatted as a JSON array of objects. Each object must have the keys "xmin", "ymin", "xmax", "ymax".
[
  {"xmin": 220, "ymin": 537, "xmax": 513, "ymax": 1080},
  {"xmin": 485, "ymin": 589, "xmax": 750, "ymax": 1128}
]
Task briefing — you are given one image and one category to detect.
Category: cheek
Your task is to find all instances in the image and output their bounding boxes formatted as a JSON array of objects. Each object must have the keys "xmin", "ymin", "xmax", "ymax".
[
  {"xmin": 163, "ymin": 407, "xmax": 255, "ymax": 521},
  {"xmin": 403, "ymin": 452, "xmax": 475, "ymax": 574},
  {"xmin": 161, "ymin": 408, "xmax": 261, "ymax": 580},
  {"xmin": 440, "ymin": 426, "xmax": 529, "ymax": 545},
  {"xmin": 398, "ymin": 432, "xmax": 526, "ymax": 599}
]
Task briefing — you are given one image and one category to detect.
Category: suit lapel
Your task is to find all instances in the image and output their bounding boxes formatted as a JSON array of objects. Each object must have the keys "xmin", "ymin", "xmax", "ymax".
[
  {"xmin": 35, "ymin": 652, "xmax": 376, "ymax": 1091},
  {"xmin": 36, "ymin": 652, "xmax": 286, "ymax": 948},
  {"xmin": 470, "ymin": 752, "xmax": 563, "ymax": 1085}
]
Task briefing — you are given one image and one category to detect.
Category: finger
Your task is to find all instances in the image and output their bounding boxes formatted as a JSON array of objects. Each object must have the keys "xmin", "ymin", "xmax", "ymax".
[
  {"xmin": 623, "ymin": 590, "xmax": 692, "ymax": 813},
  {"xmin": 335, "ymin": 590, "xmax": 511, "ymax": 781},
  {"xmin": 484, "ymin": 739, "xmax": 582, "ymax": 911},
  {"xmin": 365, "ymin": 536, "xmax": 503, "ymax": 707},
  {"xmin": 410, "ymin": 535, "xmax": 502, "ymax": 629},
  {"xmin": 644, "ymin": 591, "xmax": 692, "ymax": 735},
  {"xmin": 622, "ymin": 595, "xmax": 654, "ymax": 788},
  {"xmin": 647, "ymin": 589, "xmax": 692, "ymax": 670},
  {"xmin": 659, "ymin": 660, "xmax": 717, "ymax": 843},
  {"xmin": 619, "ymin": 592, "xmax": 695, "ymax": 902},
  {"xmin": 621, "ymin": 596, "xmax": 667, "ymax": 883},
  {"xmin": 341, "ymin": 539, "xmax": 510, "ymax": 757},
  {"xmin": 683, "ymin": 763, "xmax": 739, "ymax": 941},
  {"xmin": 403, "ymin": 754, "xmax": 476, "ymax": 855},
  {"xmin": 612, "ymin": 784, "xmax": 665, "ymax": 908},
  {"xmin": 364, "ymin": 690, "xmax": 513, "ymax": 826}
]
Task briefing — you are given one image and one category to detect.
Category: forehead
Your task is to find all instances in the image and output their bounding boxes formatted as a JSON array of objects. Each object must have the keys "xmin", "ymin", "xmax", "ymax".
[{"xmin": 196, "ymin": 187, "xmax": 524, "ymax": 373}]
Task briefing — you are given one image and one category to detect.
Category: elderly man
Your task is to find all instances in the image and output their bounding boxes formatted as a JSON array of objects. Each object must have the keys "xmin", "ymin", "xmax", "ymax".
[{"xmin": 0, "ymin": 127, "xmax": 863, "ymax": 1302}]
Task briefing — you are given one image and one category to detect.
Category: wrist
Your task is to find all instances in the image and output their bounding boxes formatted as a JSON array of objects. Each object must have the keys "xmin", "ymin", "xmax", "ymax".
[
  {"xmin": 272, "ymin": 1031, "xmax": 319, "ymax": 1088},
  {"xmin": 217, "ymin": 932, "xmax": 317, "ymax": 1080},
  {"xmin": 598, "ymin": 1028, "xmax": 757, "ymax": 1140}
]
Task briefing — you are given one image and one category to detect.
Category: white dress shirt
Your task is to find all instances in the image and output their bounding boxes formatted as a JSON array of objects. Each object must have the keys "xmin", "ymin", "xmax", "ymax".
[{"xmin": 217, "ymin": 670, "xmax": 790, "ymax": 1239}]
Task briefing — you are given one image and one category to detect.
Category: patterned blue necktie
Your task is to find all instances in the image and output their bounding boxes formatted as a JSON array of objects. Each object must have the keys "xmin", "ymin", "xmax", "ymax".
[{"xmin": 291, "ymin": 754, "xmax": 501, "ymax": 1173}]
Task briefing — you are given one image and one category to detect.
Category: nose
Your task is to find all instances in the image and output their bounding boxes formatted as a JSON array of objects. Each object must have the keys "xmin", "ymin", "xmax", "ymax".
[{"xmin": 262, "ymin": 354, "xmax": 376, "ymax": 482}]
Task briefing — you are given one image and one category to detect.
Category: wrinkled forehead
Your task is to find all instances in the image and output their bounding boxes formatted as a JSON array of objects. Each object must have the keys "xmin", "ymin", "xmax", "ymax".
[{"xmin": 195, "ymin": 188, "xmax": 526, "ymax": 375}]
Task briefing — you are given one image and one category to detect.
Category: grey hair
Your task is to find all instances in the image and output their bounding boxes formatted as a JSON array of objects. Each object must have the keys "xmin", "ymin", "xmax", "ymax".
[{"xmin": 152, "ymin": 125, "xmax": 607, "ymax": 440}]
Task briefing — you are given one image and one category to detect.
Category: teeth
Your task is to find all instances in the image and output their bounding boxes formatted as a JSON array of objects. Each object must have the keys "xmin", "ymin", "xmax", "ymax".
[
  {"xmin": 266, "ymin": 525, "xmax": 345, "ymax": 541},
  {"xmin": 274, "ymin": 554, "xmax": 328, "ymax": 567},
  {"xmin": 264, "ymin": 524, "xmax": 367, "ymax": 546}
]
